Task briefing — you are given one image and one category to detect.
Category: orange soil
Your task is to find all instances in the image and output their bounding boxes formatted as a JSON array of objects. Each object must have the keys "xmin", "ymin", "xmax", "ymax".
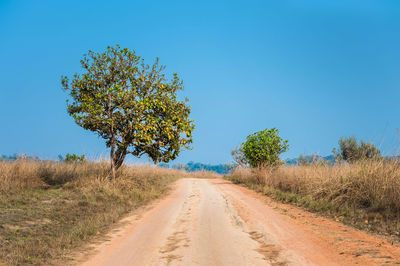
[{"xmin": 77, "ymin": 178, "xmax": 400, "ymax": 266}]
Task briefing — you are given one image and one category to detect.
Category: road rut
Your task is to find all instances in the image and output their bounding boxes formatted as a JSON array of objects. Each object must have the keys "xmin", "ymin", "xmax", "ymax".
[{"xmin": 79, "ymin": 178, "xmax": 400, "ymax": 266}]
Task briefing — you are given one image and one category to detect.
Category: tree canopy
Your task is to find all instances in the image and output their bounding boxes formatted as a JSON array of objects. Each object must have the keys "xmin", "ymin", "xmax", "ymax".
[
  {"xmin": 333, "ymin": 136, "xmax": 381, "ymax": 163},
  {"xmin": 241, "ymin": 128, "xmax": 289, "ymax": 167},
  {"xmin": 62, "ymin": 45, "xmax": 195, "ymax": 178}
]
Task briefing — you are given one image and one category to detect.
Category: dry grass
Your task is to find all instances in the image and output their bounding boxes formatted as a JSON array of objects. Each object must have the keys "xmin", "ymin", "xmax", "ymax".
[
  {"xmin": 0, "ymin": 160, "xmax": 189, "ymax": 265},
  {"xmin": 188, "ymin": 170, "xmax": 221, "ymax": 179},
  {"xmin": 228, "ymin": 160, "xmax": 400, "ymax": 240}
]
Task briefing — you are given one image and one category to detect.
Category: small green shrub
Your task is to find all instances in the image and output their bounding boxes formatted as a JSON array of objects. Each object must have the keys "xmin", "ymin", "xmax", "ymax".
[
  {"xmin": 63, "ymin": 153, "xmax": 87, "ymax": 163},
  {"xmin": 231, "ymin": 146, "xmax": 248, "ymax": 167},
  {"xmin": 242, "ymin": 128, "xmax": 289, "ymax": 167}
]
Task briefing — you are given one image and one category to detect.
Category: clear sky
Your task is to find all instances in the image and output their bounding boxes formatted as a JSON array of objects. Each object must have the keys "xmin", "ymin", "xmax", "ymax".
[{"xmin": 1, "ymin": 0, "xmax": 400, "ymax": 164}]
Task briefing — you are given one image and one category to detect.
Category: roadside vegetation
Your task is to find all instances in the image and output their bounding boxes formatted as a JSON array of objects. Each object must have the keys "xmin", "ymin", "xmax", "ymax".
[
  {"xmin": 0, "ymin": 45, "xmax": 207, "ymax": 265},
  {"xmin": 228, "ymin": 131, "xmax": 400, "ymax": 241},
  {"xmin": 0, "ymin": 159, "xmax": 190, "ymax": 265}
]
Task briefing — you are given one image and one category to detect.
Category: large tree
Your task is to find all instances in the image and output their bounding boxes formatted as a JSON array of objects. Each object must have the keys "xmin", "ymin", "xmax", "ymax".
[{"xmin": 62, "ymin": 45, "xmax": 195, "ymax": 178}]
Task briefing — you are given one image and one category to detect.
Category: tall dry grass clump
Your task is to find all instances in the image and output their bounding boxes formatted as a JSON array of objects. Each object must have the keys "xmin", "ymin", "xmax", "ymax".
[
  {"xmin": 229, "ymin": 159, "xmax": 400, "ymax": 237},
  {"xmin": 0, "ymin": 160, "xmax": 189, "ymax": 192},
  {"xmin": 0, "ymin": 160, "xmax": 219, "ymax": 194},
  {"xmin": 0, "ymin": 160, "xmax": 45, "ymax": 192},
  {"xmin": 0, "ymin": 160, "xmax": 190, "ymax": 265}
]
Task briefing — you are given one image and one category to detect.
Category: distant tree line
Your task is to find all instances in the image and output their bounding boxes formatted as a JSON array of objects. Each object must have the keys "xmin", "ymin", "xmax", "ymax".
[
  {"xmin": 0, "ymin": 154, "xmax": 39, "ymax": 161},
  {"xmin": 160, "ymin": 161, "xmax": 234, "ymax": 175},
  {"xmin": 0, "ymin": 154, "xmax": 18, "ymax": 161},
  {"xmin": 0, "ymin": 153, "xmax": 86, "ymax": 163},
  {"xmin": 285, "ymin": 155, "xmax": 336, "ymax": 165}
]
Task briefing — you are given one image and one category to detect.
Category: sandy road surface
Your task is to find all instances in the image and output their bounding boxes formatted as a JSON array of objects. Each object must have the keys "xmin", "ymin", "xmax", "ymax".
[{"xmin": 79, "ymin": 178, "xmax": 400, "ymax": 266}]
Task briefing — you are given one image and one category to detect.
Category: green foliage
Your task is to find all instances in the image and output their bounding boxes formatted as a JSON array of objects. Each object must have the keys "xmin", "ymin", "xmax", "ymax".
[
  {"xmin": 333, "ymin": 136, "xmax": 381, "ymax": 163},
  {"xmin": 242, "ymin": 128, "xmax": 289, "ymax": 167},
  {"xmin": 63, "ymin": 153, "xmax": 87, "ymax": 163},
  {"xmin": 61, "ymin": 45, "xmax": 194, "ymax": 176}
]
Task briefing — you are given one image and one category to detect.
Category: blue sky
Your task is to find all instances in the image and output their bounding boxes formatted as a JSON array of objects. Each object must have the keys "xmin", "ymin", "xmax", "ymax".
[{"xmin": 1, "ymin": 0, "xmax": 400, "ymax": 164}]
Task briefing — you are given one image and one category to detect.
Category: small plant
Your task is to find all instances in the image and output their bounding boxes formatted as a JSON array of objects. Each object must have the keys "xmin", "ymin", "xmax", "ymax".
[
  {"xmin": 63, "ymin": 153, "xmax": 87, "ymax": 163},
  {"xmin": 297, "ymin": 154, "xmax": 327, "ymax": 166},
  {"xmin": 298, "ymin": 154, "xmax": 310, "ymax": 166},
  {"xmin": 333, "ymin": 136, "xmax": 381, "ymax": 163},
  {"xmin": 242, "ymin": 128, "xmax": 289, "ymax": 167},
  {"xmin": 231, "ymin": 146, "xmax": 248, "ymax": 167}
]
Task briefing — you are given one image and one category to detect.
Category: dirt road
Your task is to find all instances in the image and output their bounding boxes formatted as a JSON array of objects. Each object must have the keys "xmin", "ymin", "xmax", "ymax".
[{"xmin": 79, "ymin": 178, "xmax": 400, "ymax": 265}]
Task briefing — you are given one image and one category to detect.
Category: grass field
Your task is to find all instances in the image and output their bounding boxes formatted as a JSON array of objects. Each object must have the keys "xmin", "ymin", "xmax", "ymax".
[
  {"xmin": 227, "ymin": 159, "xmax": 400, "ymax": 242},
  {"xmin": 4, "ymin": 157, "xmax": 399, "ymax": 264},
  {"xmin": 0, "ymin": 160, "xmax": 191, "ymax": 265}
]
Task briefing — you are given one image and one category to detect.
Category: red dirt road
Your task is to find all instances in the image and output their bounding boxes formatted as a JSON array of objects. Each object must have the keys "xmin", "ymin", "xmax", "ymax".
[{"xmin": 78, "ymin": 178, "xmax": 400, "ymax": 265}]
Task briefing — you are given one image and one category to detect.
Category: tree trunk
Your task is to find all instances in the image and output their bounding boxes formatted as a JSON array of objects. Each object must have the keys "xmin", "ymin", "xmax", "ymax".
[
  {"xmin": 110, "ymin": 143, "xmax": 116, "ymax": 180},
  {"xmin": 114, "ymin": 147, "xmax": 127, "ymax": 170},
  {"xmin": 108, "ymin": 93, "xmax": 116, "ymax": 180}
]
